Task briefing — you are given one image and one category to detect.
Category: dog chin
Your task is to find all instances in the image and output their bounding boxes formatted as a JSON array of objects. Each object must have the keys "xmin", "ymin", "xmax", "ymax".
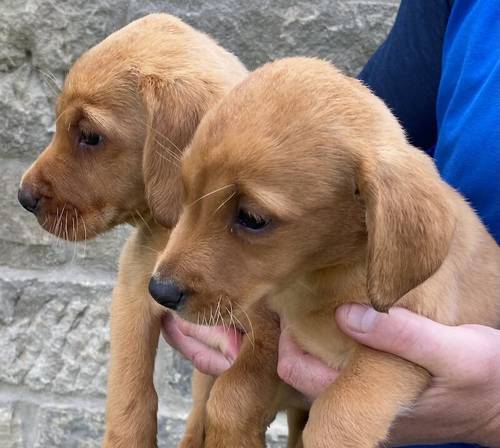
[{"xmin": 38, "ymin": 206, "xmax": 119, "ymax": 242}]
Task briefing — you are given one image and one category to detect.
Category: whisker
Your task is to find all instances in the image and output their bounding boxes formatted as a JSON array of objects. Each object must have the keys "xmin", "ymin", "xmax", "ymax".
[
  {"xmin": 224, "ymin": 305, "xmax": 234, "ymax": 328},
  {"xmin": 235, "ymin": 302, "xmax": 255, "ymax": 350},
  {"xmin": 232, "ymin": 312, "xmax": 255, "ymax": 350},
  {"xmin": 135, "ymin": 210, "xmax": 153, "ymax": 235},
  {"xmin": 64, "ymin": 210, "xmax": 69, "ymax": 242},
  {"xmin": 80, "ymin": 215, "xmax": 87, "ymax": 259},
  {"xmin": 297, "ymin": 280, "xmax": 314, "ymax": 293},
  {"xmin": 136, "ymin": 244, "xmax": 161, "ymax": 255},
  {"xmin": 58, "ymin": 203, "xmax": 67, "ymax": 243},
  {"xmin": 212, "ymin": 191, "xmax": 236, "ymax": 216},
  {"xmin": 140, "ymin": 119, "xmax": 183, "ymax": 155},
  {"xmin": 55, "ymin": 108, "xmax": 70, "ymax": 125},
  {"xmin": 37, "ymin": 69, "xmax": 61, "ymax": 96},
  {"xmin": 155, "ymin": 150, "xmax": 180, "ymax": 169},
  {"xmin": 53, "ymin": 206, "xmax": 62, "ymax": 243},
  {"xmin": 154, "ymin": 137, "xmax": 182, "ymax": 162},
  {"xmin": 71, "ymin": 214, "xmax": 77, "ymax": 263},
  {"xmin": 188, "ymin": 184, "xmax": 234, "ymax": 207},
  {"xmin": 215, "ymin": 297, "xmax": 223, "ymax": 331}
]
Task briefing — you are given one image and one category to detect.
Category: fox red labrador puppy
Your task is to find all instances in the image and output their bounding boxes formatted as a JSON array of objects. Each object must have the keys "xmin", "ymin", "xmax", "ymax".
[
  {"xmin": 18, "ymin": 13, "xmax": 250, "ymax": 447},
  {"xmin": 151, "ymin": 57, "xmax": 500, "ymax": 447}
]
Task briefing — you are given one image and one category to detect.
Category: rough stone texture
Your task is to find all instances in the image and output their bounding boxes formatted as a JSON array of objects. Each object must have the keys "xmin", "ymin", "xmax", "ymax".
[{"xmin": 0, "ymin": 0, "xmax": 397, "ymax": 446}]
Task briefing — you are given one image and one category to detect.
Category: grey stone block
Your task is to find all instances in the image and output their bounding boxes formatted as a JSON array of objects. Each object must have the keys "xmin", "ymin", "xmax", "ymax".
[
  {"xmin": 0, "ymin": 273, "xmax": 112, "ymax": 398},
  {"xmin": 34, "ymin": 409, "xmax": 287, "ymax": 447},
  {"xmin": 0, "ymin": 0, "xmax": 128, "ymax": 159},
  {"xmin": 34, "ymin": 406, "xmax": 105, "ymax": 448},
  {"xmin": 0, "ymin": 402, "xmax": 23, "ymax": 448},
  {"xmin": 127, "ymin": 0, "xmax": 398, "ymax": 74},
  {"xmin": 33, "ymin": 405, "xmax": 193, "ymax": 448},
  {"xmin": 0, "ymin": 399, "xmax": 287, "ymax": 447},
  {"xmin": 0, "ymin": 269, "xmax": 196, "ymax": 401}
]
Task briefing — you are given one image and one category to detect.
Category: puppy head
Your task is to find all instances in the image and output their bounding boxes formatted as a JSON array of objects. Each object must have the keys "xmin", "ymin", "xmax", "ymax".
[
  {"xmin": 151, "ymin": 57, "xmax": 455, "ymax": 321},
  {"xmin": 19, "ymin": 14, "xmax": 247, "ymax": 240}
]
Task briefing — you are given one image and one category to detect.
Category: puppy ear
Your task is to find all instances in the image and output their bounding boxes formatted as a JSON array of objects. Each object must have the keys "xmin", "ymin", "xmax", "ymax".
[
  {"xmin": 358, "ymin": 148, "xmax": 455, "ymax": 312},
  {"xmin": 140, "ymin": 75, "xmax": 210, "ymax": 226}
]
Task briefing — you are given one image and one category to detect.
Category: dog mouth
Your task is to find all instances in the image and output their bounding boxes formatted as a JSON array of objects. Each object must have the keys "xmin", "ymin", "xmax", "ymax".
[
  {"xmin": 178, "ymin": 296, "xmax": 257, "ymax": 346},
  {"xmin": 155, "ymin": 287, "xmax": 249, "ymax": 330}
]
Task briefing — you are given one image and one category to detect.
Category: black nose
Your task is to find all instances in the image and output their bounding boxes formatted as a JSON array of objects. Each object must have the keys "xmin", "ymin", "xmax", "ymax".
[
  {"xmin": 148, "ymin": 277, "xmax": 187, "ymax": 310},
  {"xmin": 18, "ymin": 187, "xmax": 41, "ymax": 214}
]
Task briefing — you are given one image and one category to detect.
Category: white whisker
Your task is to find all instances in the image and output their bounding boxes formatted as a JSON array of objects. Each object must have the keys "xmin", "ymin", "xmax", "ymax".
[
  {"xmin": 155, "ymin": 150, "xmax": 180, "ymax": 169},
  {"xmin": 189, "ymin": 184, "xmax": 234, "ymax": 207},
  {"xmin": 213, "ymin": 191, "xmax": 236, "ymax": 215},
  {"xmin": 135, "ymin": 210, "xmax": 153, "ymax": 235},
  {"xmin": 235, "ymin": 302, "xmax": 256, "ymax": 350}
]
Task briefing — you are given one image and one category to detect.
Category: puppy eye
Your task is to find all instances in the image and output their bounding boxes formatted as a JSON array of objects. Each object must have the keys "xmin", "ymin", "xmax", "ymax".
[
  {"xmin": 78, "ymin": 130, "xmax": 103, "ymax": 149},
  {"xmin": 236, "ymin": 208, "xmax": 270, "ymax": 232}
]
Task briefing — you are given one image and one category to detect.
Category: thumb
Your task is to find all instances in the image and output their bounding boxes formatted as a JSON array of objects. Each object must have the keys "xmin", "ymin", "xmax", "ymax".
[{"xmin": 335, "ymin": 303, "xmax": 481, "ymax": 377}]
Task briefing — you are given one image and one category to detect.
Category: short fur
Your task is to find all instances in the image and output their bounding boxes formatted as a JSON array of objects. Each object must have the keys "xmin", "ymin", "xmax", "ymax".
[
  {"xmin": 154, "ymin": 57, "xmax": 500, "ymax": 447},
  {"xmin": 19, "ymin": 14, "xmax": 250, "ymax": 447}
]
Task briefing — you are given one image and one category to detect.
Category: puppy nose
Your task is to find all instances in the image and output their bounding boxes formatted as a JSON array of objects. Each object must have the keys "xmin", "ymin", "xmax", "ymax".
[
  {"xmin": 148, "ymin": 277, "xmax": 187, "ymax": 310},
  {"xmin": 18, "ymin": 187, "xmax": 41, "ymax": 214}
]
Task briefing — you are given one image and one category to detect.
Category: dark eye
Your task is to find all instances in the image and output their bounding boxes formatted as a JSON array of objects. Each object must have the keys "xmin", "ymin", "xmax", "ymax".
[
  {"xmin": 78, "ymin": 130, "xmax": 102, "ymax": 149},
  {"xmin": 236, "ymin": 208, "xmax": 270, "ymax": 232}
]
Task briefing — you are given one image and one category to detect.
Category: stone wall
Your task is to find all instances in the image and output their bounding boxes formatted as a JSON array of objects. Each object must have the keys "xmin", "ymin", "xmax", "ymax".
[{"xmin": 0, "ymin": 1, "xmax": 398, "ymax": 446}]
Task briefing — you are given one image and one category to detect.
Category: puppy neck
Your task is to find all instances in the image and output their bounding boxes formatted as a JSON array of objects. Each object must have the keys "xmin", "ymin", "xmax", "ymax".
[{"xmin": 269, "ymin": 259, "xmax": 368, "ymax": 318}]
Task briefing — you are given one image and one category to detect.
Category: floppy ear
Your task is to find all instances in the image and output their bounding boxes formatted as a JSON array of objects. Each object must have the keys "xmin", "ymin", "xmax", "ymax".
[
  {"xmin": 358, "ymin": 147, "xmax": 456, "ymax": 312},
  {"xmin": 139, "ymin": 74, "xmax": 211, "ymax": 226}
]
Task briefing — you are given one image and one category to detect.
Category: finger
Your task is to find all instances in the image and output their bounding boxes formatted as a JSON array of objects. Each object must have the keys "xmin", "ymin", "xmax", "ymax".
[
  {"xmin": 335, "ymin": 303, "xmax": 492, "ymax": 378},
  {"xmin": 278, "ymin": 328, "xmax": 339, "ymax": 401},
  {"xmin": 161, "ymin": 313, "xmax": 232, "ymax": 376},
  {"xmin": 176, "ymin": 316, "xmax": 242, "ymax": 363}
]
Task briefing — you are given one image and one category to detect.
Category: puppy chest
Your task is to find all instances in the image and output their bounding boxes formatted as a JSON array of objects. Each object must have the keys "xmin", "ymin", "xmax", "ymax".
[
  {"xmin": 268, "ymin": 293, "xmax": 357, "ymax": 369},
  {"xmin": 289, "ymin": 313, "xmax": 357, "ymax": 370}
]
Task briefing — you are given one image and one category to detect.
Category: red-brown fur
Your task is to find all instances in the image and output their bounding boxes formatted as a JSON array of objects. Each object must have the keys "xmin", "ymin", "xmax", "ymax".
[
  {"xmin": 19, "ymin": 14, "xmax": 250, "ymax": 447},
  {"xmin": 154, "ymin": 57, "xmax": 500, "ymax": 447}
]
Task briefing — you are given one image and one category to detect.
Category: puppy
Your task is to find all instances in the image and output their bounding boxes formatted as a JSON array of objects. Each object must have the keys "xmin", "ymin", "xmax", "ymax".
[
  {"xmin": 151, "ymin": 57, "xmax": 500, "ymax": 447},
  {"xmin": 18, "ymin": 14, "xmax": 248, "ymax": 447}
]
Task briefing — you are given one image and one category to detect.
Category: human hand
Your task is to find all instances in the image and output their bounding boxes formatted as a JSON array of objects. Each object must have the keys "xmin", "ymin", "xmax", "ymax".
[
  {"xmin": 161, "ymin": 311, "xmax": 242, "ymax": 376},
  {"xmin": 277, "ymin": 303, "xmax": 500, "ymax": 447}
]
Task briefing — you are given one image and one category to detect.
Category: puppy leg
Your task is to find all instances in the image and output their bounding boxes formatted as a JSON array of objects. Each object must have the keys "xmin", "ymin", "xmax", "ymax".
[
  {"xmin": 302, "ymin": 347, "xmax": 429, "ymax": 448},
  {"xmin": 287, "ymin": 408, "xmax": 308, "ymax": 448},
  {"xmin": 178, "ymin": 370, "xmax": 215, "ymax": 448},
  {"xmin": 103, "ymin": 235, "xmax": 164, "ymax": 448},
  {"xmin": 204, "ymin": 307, "xmax": 281, "ymax": 448}
]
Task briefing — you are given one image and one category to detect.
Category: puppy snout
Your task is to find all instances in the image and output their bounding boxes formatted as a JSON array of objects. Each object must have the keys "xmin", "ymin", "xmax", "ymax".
[
  {"xmin": 18, "ymin": 186, "xmax": 41, "ymax": 214},
  {"xmin": 148, "ymin": 276, "xmax": 187, "ymax": 310}
]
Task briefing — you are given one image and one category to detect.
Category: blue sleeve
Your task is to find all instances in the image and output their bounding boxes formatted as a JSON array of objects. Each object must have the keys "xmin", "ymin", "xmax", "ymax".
[
  {"xmin": 360, "ymin": 0, "xmax": 499, "ymax": 244},
  {"xmin": 358, "ymin": 0, "xmax": 451, "ymax": 151},
  {"xmin": 433, "ymin": 0, "xmax": 500, "ymax": 243}
]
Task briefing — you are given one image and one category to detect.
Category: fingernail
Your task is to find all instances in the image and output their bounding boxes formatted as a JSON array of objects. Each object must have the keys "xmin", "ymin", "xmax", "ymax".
[{"xmin": 343, "ymin": 304, "xmax": 379, "ymax": 333}]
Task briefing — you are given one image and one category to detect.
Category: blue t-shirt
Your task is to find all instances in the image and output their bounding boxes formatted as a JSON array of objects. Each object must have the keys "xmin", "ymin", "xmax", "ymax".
[
  {"xmin": 431, "ymin": 0, "xmax": 500, "ymax": 244},
  {"xmin": 359, "ymin": 0, "xmax": 499, "ymax": 446}
]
